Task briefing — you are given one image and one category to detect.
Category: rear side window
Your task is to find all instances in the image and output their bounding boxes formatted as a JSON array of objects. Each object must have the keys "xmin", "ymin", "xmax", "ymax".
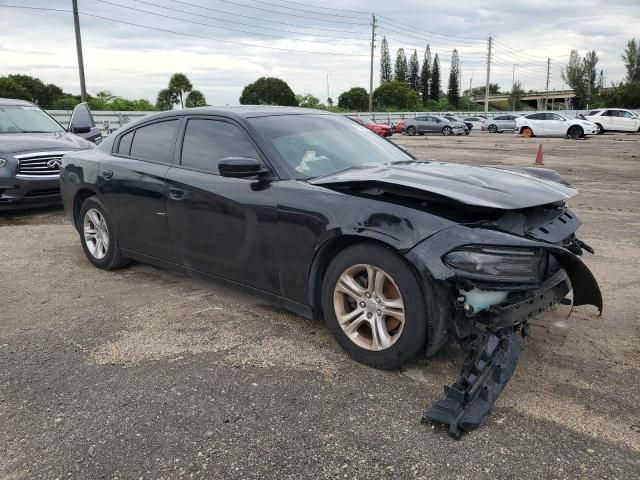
[
  {"xmin": 117, "ymin": 130, "xmax": 134, "ymax": 155},
  {"xmin": 527, "ymin": 113, "xmax": 545, "ymax": 120},
  {"xmin": 129, "ymin": 119, "xmax": 179, "ymax": 164},
  {"xmin": 494, "ymin": 116, "xmax": 507, "ymax": 120},
  {"xmin": 180, "ymin": 119, "xmax": 260, "ymax": 174}
]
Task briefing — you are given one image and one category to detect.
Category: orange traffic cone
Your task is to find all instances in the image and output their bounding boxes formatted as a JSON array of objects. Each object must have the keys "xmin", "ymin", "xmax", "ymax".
[{"xmin": 534, "ymin": 144, "xmax": 544, "ymax": 166}]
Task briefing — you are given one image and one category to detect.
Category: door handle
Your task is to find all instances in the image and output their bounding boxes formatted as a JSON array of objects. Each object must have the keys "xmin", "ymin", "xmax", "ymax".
[
  {"xmin": 100, "ymin": 169, "xmax": 113, "ymax": 179},
  {"xmin": 168, "ymin": 187, "xmax": 185, "ymax": 200}
]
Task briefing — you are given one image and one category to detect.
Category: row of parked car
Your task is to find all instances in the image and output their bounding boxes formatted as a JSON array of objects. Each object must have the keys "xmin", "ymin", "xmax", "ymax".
[{"xmin": 353, "ymin": 107, "xmax": 640, "ymax": 139}]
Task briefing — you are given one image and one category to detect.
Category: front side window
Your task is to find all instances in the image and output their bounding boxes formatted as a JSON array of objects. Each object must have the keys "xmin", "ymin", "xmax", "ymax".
[
  {"xmin": 249, "ymin": 114, "xmax": 412, "ymax": 178},
  {"xmin": 527, "ymin": 113, "xmax": 545, "ymax": 121},
  {"xmin": 129, "ymin": 119, "xmax": 179, "ymax": 164},
  {"xmin": 180, "ymin": 119, "xmax": 260, "ymax": 173},
  {"xmin": 0, "ymin": 105, "xmax": 64, "ymax": 134},
  {"xmin": 495, "ymin": 116, "xmax": 507, "ymax": 121}
]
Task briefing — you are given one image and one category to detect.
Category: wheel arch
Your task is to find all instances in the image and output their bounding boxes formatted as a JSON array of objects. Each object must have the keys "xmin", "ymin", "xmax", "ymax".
[
  {"xmin": 307, "ymin": 234, "xmax": 418, "ymax": 320},
  {"xmin": 72, "ymin": 186, "xmax": 101, "ymax": 230}
]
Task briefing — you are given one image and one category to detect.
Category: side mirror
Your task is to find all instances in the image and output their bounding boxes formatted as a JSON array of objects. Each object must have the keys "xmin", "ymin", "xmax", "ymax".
[
  {"xmin": 69, "ymin": 102, "xmax": 95, "ymax": 135},
  {"xmin": 218, "ymin": 157, "xmax": 266, "ymax": 178}
]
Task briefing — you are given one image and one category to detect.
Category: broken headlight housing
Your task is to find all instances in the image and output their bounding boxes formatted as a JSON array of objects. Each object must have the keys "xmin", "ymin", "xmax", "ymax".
[{"xmin": 444, "ymin": 246, "xmax": 547, "ymax": 283}]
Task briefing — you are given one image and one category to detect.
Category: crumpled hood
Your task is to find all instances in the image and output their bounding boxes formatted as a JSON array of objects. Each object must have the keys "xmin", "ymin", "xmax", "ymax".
[
  {"xmin": 0, "ymin": 132, "xmax": 92, "ymax": 154},
  {"xmin": 309, "ymin": 161, "xmax": 577, "ymax": 210}
]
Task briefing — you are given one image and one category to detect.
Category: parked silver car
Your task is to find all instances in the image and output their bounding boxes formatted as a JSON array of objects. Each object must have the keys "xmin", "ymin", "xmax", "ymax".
[
  {"xmin": 482, "ymin": 114, "xmax": 521, "ymax": 133},
  {"xmin": 404, "ymin": 115, "xmax": 466, "ymax": 136}
]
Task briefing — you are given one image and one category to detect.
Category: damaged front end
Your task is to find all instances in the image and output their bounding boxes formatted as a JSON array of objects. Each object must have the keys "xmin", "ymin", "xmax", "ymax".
[{"xmin": 407, "ymin": 203, "xmax": 603, "ymax": 439}]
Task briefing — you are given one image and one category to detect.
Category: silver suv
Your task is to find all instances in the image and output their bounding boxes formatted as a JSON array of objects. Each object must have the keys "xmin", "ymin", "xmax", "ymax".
[{"xmin": 482, "ymin": 114, "xmax": 521, "ymax": 133}]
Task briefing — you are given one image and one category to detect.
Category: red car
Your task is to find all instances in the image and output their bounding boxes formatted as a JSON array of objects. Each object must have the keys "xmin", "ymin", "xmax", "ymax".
[
  {"xmin": 394, "ymin": 120, "xmax": 407, "ymax": 133},
  {"xmin": 350, "ymin": 116, "xmax": 393, "ymax": 137}
]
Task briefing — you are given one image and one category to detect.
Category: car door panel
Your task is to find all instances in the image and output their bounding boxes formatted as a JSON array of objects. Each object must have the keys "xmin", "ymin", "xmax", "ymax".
[
  {"xmin": 165, "ymin": 117, "xmax": 280, "ymax": 294},
  {"xmin": 99, "ymin": 119, "xmax": 179, "ymax": 261}
]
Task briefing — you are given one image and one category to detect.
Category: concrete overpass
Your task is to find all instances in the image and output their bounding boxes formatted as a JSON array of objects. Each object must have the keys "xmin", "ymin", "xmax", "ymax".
[{"xmin": 472, "ymin": 88, "xmax": 613, "ymax": 109}]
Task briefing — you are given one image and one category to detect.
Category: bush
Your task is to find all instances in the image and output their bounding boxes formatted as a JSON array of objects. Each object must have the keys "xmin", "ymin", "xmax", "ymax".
[
  {"xmin": 240, "ymin": 77, "xmax": 298, "ymax": 106},
  {"xmin": 373, "ymin": 81, "xmax": 421, "ymax": 111},
  {"xmin": 338, "ymin": 87, "xmax": 369, "ymax": 111}
]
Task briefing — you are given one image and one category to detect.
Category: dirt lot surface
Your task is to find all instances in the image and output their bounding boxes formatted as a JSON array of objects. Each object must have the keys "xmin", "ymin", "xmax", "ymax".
[{"xmin": 1, "ymin": 132, "xmax": 639, "ymax": 479}]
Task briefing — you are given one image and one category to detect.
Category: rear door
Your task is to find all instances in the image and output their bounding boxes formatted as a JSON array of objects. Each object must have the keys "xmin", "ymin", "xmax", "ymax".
[
  {"xmin": 618, "ymin": 110, "xmax": 639, "ymax": 131},
  {"xmin": 164, "ymin": 116, "xmax": 280, "ymax": 292},
  {"xmin": 98, "ymin": 118, "xmax": 180, "ymax": 260}
]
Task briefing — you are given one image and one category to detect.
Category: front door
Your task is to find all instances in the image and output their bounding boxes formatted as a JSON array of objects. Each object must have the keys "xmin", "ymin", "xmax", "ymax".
[
  {"xmin": 165, "ymin": 117, "xmax": 280, "ymax": 294},
  {"xmin": 99, "ymin": 118, "xmax": 180, "ymax": 260}
]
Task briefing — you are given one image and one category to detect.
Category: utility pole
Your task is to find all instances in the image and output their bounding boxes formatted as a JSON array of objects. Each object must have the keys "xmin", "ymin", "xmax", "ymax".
[
  {"xmin": 368, "ymin": 14, "xmax": 376, "ymax": 113},
  {"xmin": 544, "ymin": 57, "xmax": 550, "ymax": 110},
  {"xmin": 72, "ymin": 0, "xmax": 87, "ymax": 102},
  {"xmin": 512, "ymin": 64, "xmax": 516, "ymax": 111},
  {"xmin": 484, "ymin": 36, "xmax": 492, "ymax": 113},
  {"xmin": 326, "ymin": 73, "xmax": 330, "ymax": 105}
]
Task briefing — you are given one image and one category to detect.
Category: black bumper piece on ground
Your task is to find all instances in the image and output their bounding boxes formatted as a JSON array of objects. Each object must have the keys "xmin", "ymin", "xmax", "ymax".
[{"xmin": 423, "ymin": 330, "xmax": 522, "ymax": 439}]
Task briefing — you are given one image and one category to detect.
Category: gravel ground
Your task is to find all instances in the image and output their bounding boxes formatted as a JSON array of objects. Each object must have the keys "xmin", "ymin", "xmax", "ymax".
[{"xmin": 1, "ymin": 132, "xmax": 639, "ymax": 479}]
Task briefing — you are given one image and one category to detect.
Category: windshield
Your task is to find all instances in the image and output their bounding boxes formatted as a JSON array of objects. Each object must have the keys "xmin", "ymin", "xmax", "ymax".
[
  {"xmin": 0, "ymin": 105, "xmax": 64, "ymax": 133},
  {"xmin": 249, "ymin": 114, "xmax": 412, "ymax": 178}
]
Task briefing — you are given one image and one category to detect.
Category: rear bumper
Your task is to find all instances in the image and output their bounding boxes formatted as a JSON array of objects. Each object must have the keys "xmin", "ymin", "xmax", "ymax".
[{"xmin": 0, "ymin": 175, "xmax": 61, "ymax": 211}]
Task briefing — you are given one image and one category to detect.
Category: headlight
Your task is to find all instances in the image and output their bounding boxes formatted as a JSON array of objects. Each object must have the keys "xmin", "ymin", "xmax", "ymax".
[
  {"xmin": 0, "ymin": 158, "xmax": 6, "ymax": 168},
  {"xmin": 444, "ymin": 246, "xmax": 547, "ymax": 283}
]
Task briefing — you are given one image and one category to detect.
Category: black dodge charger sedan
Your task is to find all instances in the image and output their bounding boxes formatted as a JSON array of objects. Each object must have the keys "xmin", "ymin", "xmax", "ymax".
[{"xmin": 60, "ymin": 106, "xmax": 602, "ymax": 437}]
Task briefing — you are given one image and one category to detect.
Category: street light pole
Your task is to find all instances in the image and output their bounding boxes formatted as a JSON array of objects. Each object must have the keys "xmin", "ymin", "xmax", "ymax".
[{"xmin": 72, "ymin": 0, "xmax": 87, "ymax": 102}]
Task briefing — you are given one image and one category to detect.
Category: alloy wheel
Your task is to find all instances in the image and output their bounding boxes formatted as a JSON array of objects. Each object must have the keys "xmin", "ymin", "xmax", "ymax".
[
  {"xmin": 333, "ymin": 264, "xmax": 405, "ymax": 351},
  {"xmin": 442, "ymin": 126, "xmax": 452, "ymax": 136},
  {"xmin": 83, "ymin": 208, "xmax": 109, "ymax": 260},
  {"xmin": 488, "ymin": 125, "xmax": 497, "ymax": 133},
  {"xmin": 407, "ymin": 126, "xmax": 416, "ymax": 136}
]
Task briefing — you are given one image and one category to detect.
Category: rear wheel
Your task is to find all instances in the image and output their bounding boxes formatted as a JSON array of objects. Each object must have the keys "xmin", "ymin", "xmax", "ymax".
[
  {"xmin": 521, "ymin": 127, "xmax": 534, "ymax": 138},
  {"xmin": 79, "ymin": 196, "xmax": 129, "ymax": 270},
  {"xmin": 321, "ymin": 243, "xmax": 427, "ymax": 369},
  {"xmin": 487, "ymin": 124, "xmax": 498, "ymax": 133},
  {"xmin": 568, "ymin": 125, "xmax": 584, "ymax": 139},
  {"xmin": 442, "ymin": 126, "xmax": 452, "ymax": 136}
]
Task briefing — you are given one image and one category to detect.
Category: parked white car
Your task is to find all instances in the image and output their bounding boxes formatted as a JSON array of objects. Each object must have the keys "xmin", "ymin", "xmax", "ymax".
[
  {"xmin": 584, "ymin": 108, "xmax": 640, "ymax": 134},
  {"xmin": 463, "ymin": 116, "xmax": 485, "ymax": 130},
  {"xmin": 515, "ymin": 112, "xmax": 599, "ymax": 139}
]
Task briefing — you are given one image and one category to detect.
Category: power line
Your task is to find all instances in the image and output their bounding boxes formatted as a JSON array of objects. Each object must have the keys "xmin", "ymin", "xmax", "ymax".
[
  {"xmin": 90, "ymin": 0, "xmax": 367, "ymax": 46},
  {"xmin": 492, "ymin": 40, "xmax": 567, "ymax": 61},
  {"xmin": 220, "ymin": 0, "xmax": 369, "ymax": 20},
  {"xmin": 376, "ymin": 15, "xmax": 485, "ymax": 42},
  {"xmin": 119, "ymin": 0, "xmax": 369, "ymax": 41},
  {"xmin": 263, "ymin": 0, "xmax": 371, "ymax": 15},
  {"xmin": 0, "ymin": 3, "xmax": 369, "ymax": 56},
  {"xmin": 218, "ymin": 0, "xmax": 370, "ymax": 25}
]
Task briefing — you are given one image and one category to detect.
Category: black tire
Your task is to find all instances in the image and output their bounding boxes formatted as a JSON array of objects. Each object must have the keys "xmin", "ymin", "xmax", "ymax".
[
  {"xmin": 321, "ymin": 243, "xmax": 428, "ymax": 369},
  {"xmin": 596, "ymin": 123, "xmax": 605, "ymax": 134},
  {"xmin": 568, "ymin": 125, "xmax": 584, "ymax": 139},
  {"xmin": 488, "ymin": 124, "xmax": 498, "ymax": 133},
  {"xmin": 442, "ymin": 126, "xmax": 452, "ymax": 136},
  {"xmin": 406, "ymin": 125, "xmax": 417, "ymax": 136},
  {"xmin": 78, "ymin": 196, "xmax": 129, "ymax": 270}
]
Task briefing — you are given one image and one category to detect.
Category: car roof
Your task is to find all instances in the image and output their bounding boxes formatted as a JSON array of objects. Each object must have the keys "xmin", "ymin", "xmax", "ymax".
[
  {"xmin": 151, "ymin": 105, "xmax": 337, "ymax": 120},
  {"xmin": 0, "ymin": 98, "xmax": 37, "ymax": 107}
]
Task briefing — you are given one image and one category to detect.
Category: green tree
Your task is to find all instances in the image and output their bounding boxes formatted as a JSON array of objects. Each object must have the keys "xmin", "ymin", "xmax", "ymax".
[
  {"xmin": 185, "ymin": 90, "xmax": 207, "ymax": 107},
  {"xmin": 239, "ymin": 77, "xmax": 298, "ymax": 106},
  {"xmin": 447, "ymin": 49, "xmax": 460, "ymax": 107},
  {"xmin": 0, "ymin": 74, "xmax": 64, "ymax": 106},
  {"xmin": 622, "ymin": 38, "xmax": 640, "ymax": 83},
  {"xmin": 464, "ymin": 83, "xmax": 500, "ymax": 98},
  {"xmin": 394, "ymin": 48, "xmax": 408, "ymax": 84},
  {"xmin": 338, "ymin": 87, "xmax": 369, "ymax": 111},
  {"xmin": 372, "ymin": 80, "xmax": 421, "ymax": 110},
  {"xmin": 296, "ymin": 93, "xmax": 322, "ymax": 109},
  {"xmin": 0, "ymin": 76, "xmax": 31, "ymax": 101},
  {"xmin": 168, "ymin": 73, "xmax": 193, "ymax": 109},
  {"xmin": 408, "ymin": 50, "xmax": 420, "ymax": 92},
  {"xmin": 562, "ymin": 49, "xmax": 599, "ymax": 108},
  {"xmin": 429, "ymin": 53, "xmax": 441, "ymax": 101},
  {"xmin": 599, "ymin": 81, "xmax": 640, "ymax": 108},
  {"xmin": 419, "ymin": 45, "xmax": 431, "ymax": 105},
  {"xmin": 156, "ymin": 88, "xmax": 177, "ymax": 111},
  {"xmin": 380, "ymin": 37, "xmax": 392, "ymax": 84},
  {"xmin": 508, "ymin": 81, "xmax": 525, "ymax": 110}
]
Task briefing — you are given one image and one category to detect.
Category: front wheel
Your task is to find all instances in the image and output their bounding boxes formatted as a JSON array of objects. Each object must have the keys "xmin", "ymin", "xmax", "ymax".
[
  {"xmin": 406, "ymin": 126, "xmax": 417, "ymax": 136},
  {"xmin": 568, "ymin": 125, "xmax": 584, "ymax": 139},
  {"xmin": 321, "ymin": 243, "xmax": 427, "ymax": 369},
  {"xmin": 79, "ymin": 196, "xmax": 129, "ymax": 270},
  {"xmin": 487, "ymin": 124, "xmax": 498, "ymax": 133},
  {"xmin": 596, "ymin": 123, "xmax": 605, "ymax": 134},
  {"xmin": 442, "ymin": 126, "xmax": 452, "ymax": 136}
]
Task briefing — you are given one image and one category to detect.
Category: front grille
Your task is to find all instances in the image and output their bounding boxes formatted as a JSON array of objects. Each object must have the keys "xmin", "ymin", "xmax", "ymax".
[{"xmin": 16, "ymin": 151, "xmax": 71, "ymax": 177}]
